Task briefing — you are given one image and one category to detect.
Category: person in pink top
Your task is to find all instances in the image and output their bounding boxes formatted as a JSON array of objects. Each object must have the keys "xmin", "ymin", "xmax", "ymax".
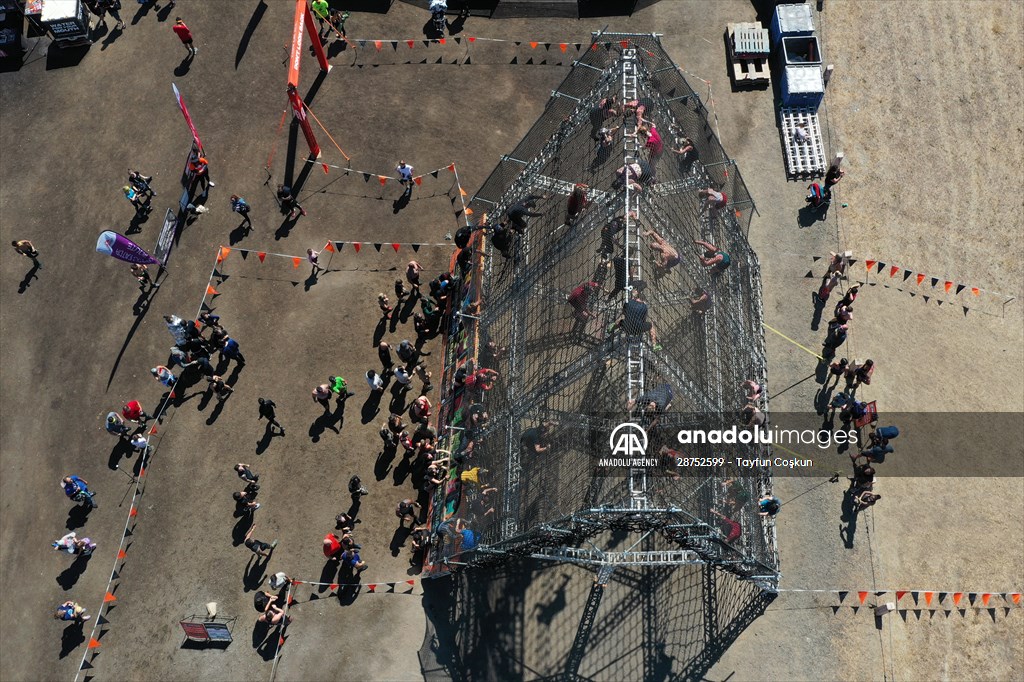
[
  {"xmin": 638, "ymin": 124, "xmax": 663, "ymax": 161},
  {"xmin": 172, "ymin": 18, "xmax": 196, "ymax": 57}
]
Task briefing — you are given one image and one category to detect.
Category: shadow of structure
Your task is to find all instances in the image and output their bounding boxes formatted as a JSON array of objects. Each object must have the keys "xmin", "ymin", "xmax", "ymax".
[{"xmin": 420, "ymin": 549, "xmax": 772, "ymax": 681}]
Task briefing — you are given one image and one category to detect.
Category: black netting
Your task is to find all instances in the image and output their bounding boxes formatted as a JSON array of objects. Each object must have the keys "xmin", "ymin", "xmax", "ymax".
[{"xmin": 426, "ymin": 35, "xmax": 777, "ymax": 585}]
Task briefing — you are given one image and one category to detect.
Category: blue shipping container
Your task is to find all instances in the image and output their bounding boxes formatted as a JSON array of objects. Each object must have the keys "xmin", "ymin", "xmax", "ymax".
[
  {"xmin": 782, "ymin": 65, "xmax": 824, "ymax": 108},
  {"xmin": 771, "ymin": 3, "xmax": 815, "ymax": 45}
]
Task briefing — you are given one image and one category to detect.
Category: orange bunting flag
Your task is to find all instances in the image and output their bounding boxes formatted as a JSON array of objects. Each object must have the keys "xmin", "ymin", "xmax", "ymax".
[
  {"xmin": 465, "ymin": 207, "xmax": 474, "ymax": 215},
  {"xmin": 865, "ymin": 260, "xmax": 876, "ymax": 270},
  {"xmin": 206, "ymin": 285, "xmax": 218, "ymax": 296},
  {"xmin": 916, "ymin": 273, "xmax": 926, "ymax": 285},
  {"xmin": 406, "ymin": 40, "xmax": 414, "ymax": 48},
  {"xmin": 559, "ymin": 43, "xmax": 568, "ymax": 52},
  {"xmin": 292, "ymin": 257, "xmax": 301, "ymax": 269},
  {"xmin": 414, "ymin": 176, "xmax": 422, "ymax": 186},
  {"xmin": 374, "ymin": 40, "xmax": 382, "ymax": 51},
  {"xmin": 287, "ymin": 595, "xmax": 294, "ymax": 605},
  {"xmin": 529, "ymin": 41, "xmax": 538, "ymax": 49},
  {"xmin": 329, "ymin": 583, "xmax": 339, "ymax": 590},
  {"xmin": 322, "ymin": 163, "xmax": 329, "ymax": 174},
  {"xmin": 104, "ymin": 592, "xmax": 117, "ymax": 603},
  {"xmin": 279, "ymin": 636, "xmax": 286, "ymax": 646},
  {"xmin": 148, "ymin": 425, "xmax": 158, "ymax": 435},
  {"xmin": 139, "ymin": 467, "xmax": 145, "ymax": 477},
  {"xmin": 982, "ymin": 593, "xmax": 992, "ymax": 606},
  {"xmin": 291, "ymin": 580, "xmax": 303, "ymax": 586},
  {"xmin": 889, "ymin": 265, "xmax": 899, "ymax": 278},
  {"xmin": 971, "ymin": 287, "xmax": 980, "ymax": 296},
  {"xmin": 896, "ymin": 591, "xmax": 907, "ymax": 601},
  {"xmin": 468, "ymin": 36, "xmax": 476, "ymax": 42},
  {"xmin": 447, "ymin": 163, "xmax": 456, "ymax": 172},
  {"xmin": 591, "ymin": 43, "xmax": 600, "ymax": 51},
  {"xmin": 117, "ymin": 549, "xmax": 127, "ymax": 559},
  {"xmin": 1012, "ymin": 593, "xmax": 1021, "ymax": 604},
  {"xmin": 858, "ymin": 591, "xmax": 868, "ymax": 604},
  {"xmin": 218, "ymin": 246, "xmax": 231, "ymax": 263},
  {"xmin": 439, "ymin": 38, "xmax": 446, "ymax": 45},
  {"xmin": 392, "ymin": 243, "xmax": 400, "ymax": 252},
  {"xmin": 944, "ymin": 281, "xmax": 953, "ymax": 293},
  {"xmin": 88, "ymin": 638, "xmax": 102, "ymax": 649},
  {"xmin": 379, "ymin": 176, "xmax": 387, "ymax": 186},
  {"xmin": 952, "ymin": 592, "xmax": 963, "ymax": 605},
  {"xmin": 367, "ymin": 584, "xmax": 377, "ymax": 592},
  {"xmin": 257, "ymin": 252, "xmax": 266, "ymax": 263},
  {"xmin": 924, "ymin": 591, "xmax": 934, "ymax": 605},
  {"xmin": 129, "ymin": 506, "xmax": 138, "ymax": 517},
  {"xmin": 407, "ymin": 579, "xmax": 416, "ymax": 585},
  {"xmin": 353, "ymin": 243, "xmax": 361, "ymax": 253},
  {"xmin": 460, "ymin": 187, "xmax": 468, "ymax": 196},
  {"xmin": 324, "ymin": 241, "xmax": 335, "ymax": 253}
]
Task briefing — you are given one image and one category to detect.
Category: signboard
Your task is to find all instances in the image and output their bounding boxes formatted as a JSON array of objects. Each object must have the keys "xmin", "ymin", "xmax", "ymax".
[
  {"xmin": 153, "ymin": 209, "xmax": 177, "ymax": 267},
  {"xmin": 41, "ymin": 0, "xmax": 89, "ymax": 42},
  {"xmin": 204, "ymin": 622, "xmax": 233, "ymax": 642}
]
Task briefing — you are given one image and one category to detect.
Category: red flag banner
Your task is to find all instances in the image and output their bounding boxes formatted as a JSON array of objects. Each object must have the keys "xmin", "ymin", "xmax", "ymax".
[
  {"xmin": 379, "ymin": 176, "xmax": 387, "ymax": 186},
  {"xmin": 971, "ymin": 287, "xmax": 980, "ymax": 296},
  {"xmin": 414, "ymin": 176, "xmax": 422, "ymax": 185},
  {"xmin": 407, "ymin": 40, "xmax": 414, "ymax": 48},
  {"xmin": 392, "ymin": 243, "xmax": 400, "ymax": 252},
  {"xmin": 944, "ymin": 281, "xmax": 953, "ymax": 293},
  {"xmin": 172, "ymin": 83, "xmax": 203, "ymax": 152},
  {"xmin": 257, "ymin": 252, "xmax": 267, "ymax": 263},
  {"xmin": 353, "ymin": 243, "xmax": 361, "ymax": 253},
  {"xmin": 468, "ymin": 36, "xmax": 476, "ymax": 42},
  {"xmin": 924, "ymin": 592, "xmax": 934, "ymax": 605},
  {"xmin": 896, "ymin": 591, "xmax": 907, "ymax": 601},
  {"xmin": 529, "ymin": 41, "xmax": 538, "ymax": 49},
  {"xmin": 952, "ymin": 592, "xmax": 963, "ymax": 605},
  {"xmin": 324, "ymin": 242, "xmax": 335, "ymax": 253},
  {"xmin": 206, "ymin": 285, "xmax": 218, "ymax": 296},
  {"xmin": 858, "ymin": 591, "xmax": 868, "ymax": 604},
  {"xmin": 865, "ymin": 260, "xmax": 876, "ymax": 271},
  {"xmin": 88, "ymin": 638, "xmax": 102, "ymax": 649},
  {"xmin": 559, "ymin": 43, "xmax": 568, "ymax": 52},
  {"xmin": 916, "ymin": 273, "xmax": 925, "ymax": 285},
  {"xmin": 889, "ymin": 265, "xmax": 899, "ymax": 278},
  {"xmin": 447, "ymin": 163, "xmax": 456, "ymax": 172},
  {"xmin": 292, "ymin": 257, "xmax": 302, "ymax": 268},
  {"xmin": 982, "ymin": 593, "xmax": 992, "ymax": 606}
]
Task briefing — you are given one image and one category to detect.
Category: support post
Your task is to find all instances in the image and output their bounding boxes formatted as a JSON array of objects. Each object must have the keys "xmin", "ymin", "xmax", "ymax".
[{"xmin": 288, "ymin": 85, "xmax": 321, "ymax": 158}]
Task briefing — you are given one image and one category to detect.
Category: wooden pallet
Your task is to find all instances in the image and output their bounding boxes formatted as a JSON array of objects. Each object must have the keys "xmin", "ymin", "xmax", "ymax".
[
  {"xmin": 727, "ymin": 23, "xmax": 771, "ymax": 84},
  {"xmin": 779, "ymin": 108, "xmax": 827, "ymax": 177}
]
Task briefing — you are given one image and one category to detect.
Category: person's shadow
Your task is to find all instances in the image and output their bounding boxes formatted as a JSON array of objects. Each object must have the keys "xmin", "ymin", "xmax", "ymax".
[
  {"xmin": 534, "ymin": 574, "xmax": 572, "ymax": 625},
  {"xmin": 372, "ymin": 318, "xmax": 388, "ymax": 347},
  {"xmin": 810, "ymin": 291, "xmax": 827, "ymax": 330},
  {"xmin": 255, "ymin": 423, "xmax": 282, "ymax": 454},
  {"xmin": 798, "ymin": 203, "xmax": 829, "ymax": 227},
  {"xmin": 317, "ymin": 560, "xmax": 339, "ymax": 593},
  {"xmin": 392, "ymin": 193, "xmax": 411, "ymax": 214},
  {"xmin": 228, "ymin": 220, "xmax": 252, "ymax": 246},
  {"xmin": 389, "ymin": 525, "xmax": 412, "ymax": 557},
  {"xmin": 374, "ymin": 442, "xmax": 398, "ymax": 480},
  {"xmin": 232, "ymin": 512, "xmax": 254, "ymax": 546},
  {"xmin": 243, "ymin": 554, "xmax": 269, "ymax": 592},
  {"xmin": 360, "ymin": 390, "xmax": 383, "ymax": 424},
  {"xmin": 173, "ymin": 54, "xmax": 193, "ymax": 77},
  {"xmin": 206, "ymin": 397, "xmax": 228, "ymax": 426},
  {"xmin": 839, "ymin": 489, "xmax": 859, "ymax": 548},
  {"xmin": 59, "ymin": 621, "xmax": 85, "ymax": 659},
  {"xmin": 17, "ymin": 264, "xmax": 40, "ymax": 293},
  {"xmin": 303, "ymin": 268, "xmax": 320, "ymax": 292},
  {"xmin": 56, "ymin": 555, "xmax": 91, "ymax": 590},
  {"xmin": 65, "ymin": 505, "xmax": 92, "ymax": 530}
]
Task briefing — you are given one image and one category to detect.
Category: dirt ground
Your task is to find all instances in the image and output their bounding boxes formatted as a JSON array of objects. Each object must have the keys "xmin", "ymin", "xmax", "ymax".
[{"xmin": 1, "ymin": 1, "xmax": 1021, "ymax": 681}]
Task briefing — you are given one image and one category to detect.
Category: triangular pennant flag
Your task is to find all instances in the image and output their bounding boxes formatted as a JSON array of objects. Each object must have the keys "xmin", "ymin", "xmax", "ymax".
[
  {"xmin": 916, "ymin": 273, "xmax": 926, "ymax": 285},
  {"xmin": 542, "ymin": 42, "xmax": 551, "ymax": 50},
  {"xmin": 924, "ymin": 592, "xmax": 934, "ymax": 605},
  {"xmin": 88, "ymin": 638, "xmax": 102, "ymax": 649},
  {"xmin": 422, "ymin": 40, "xmax": 430, "ymax": 47},
  {"xmin": 460, "ymin": 187, "xmax": 468, "ymax": 196},
  {"xmin": 923, "ymin": 296, "xmax": 930, "ymax": 303},
  {"xmin": 219, "ymin": 246, "xmax": 231, "ymax": 262},
  {"xmin": 574, "ymin": 43, "xmax": 582, "ymax": 50},
  {"xmin": 463, "ymin": 55, "xmax": 471, "ymax": 64},
  {"xmin": 812, "ymin": 256, "xmax": 822, "ymax": 262},
  {"xmin": 379, "ymin": 176, "xmax": 387, "ymax": 186},
  {"xmin": 329, "ymin": 583, "xmax": 339, "ymax": 590},
  {"xmin": 414, "ymin": 176, "xmax": 422, "ymax": 186},
  {"xmin": 139, "ymin": 467, "xmax": 145, "ymax": 478},
  {"xmin": 952, "ymin": 592, "xmax": 963, "ymax": 605},
  {"xmin": 559, "ymin": 43, "xmax": 568, "ymax": 52},
  {"xmin": 963, "ymin": 306, "xmax": 969, "ymax": 316},
  {"xmin": 392, "ymin": 243, "xmax": 400, "ymax": 252},
  {"xmin": 287, "ymin": 595, "xmax": 294, "ymax": 605},
  {"xmin": 468, "ymin": 36, "xmax": 476, "ymax": 42},
  {"xmin": 391, "ymin": 41, "xmax": 398, "ymax": 50},
  {"xmin": 373, "ymin": 243, "xmax": 382, "ymax": 252},
  {"xmin": 407, "ymin": 579, "xmax": 416, "ymax": 585},
  {"xmin": 239, "ymin": 250, "xmax": 249, "ymax": 260},
  {"xmin": 971, "ymin": 287, "xmax": 980, "ymax": 296},
  {"xmin": 447, "ymin": 164, "xmax": 456, "ymax": 172},
  {"xmin": 322, "ymin": 163, "xmax": 329, "ymax": 174},
  {"xmin": 353, "ymin": 243, "xmax": 361, "ymax": 253},
  {"xmin": 437, "ymin": 37, "xmax": 446, "ymax": 45},
  {"xmin": 938, "ymin": 592, "xmax": 948, "ymax": 604},
  {"xmin": 129, "ymin": 506, "xmax": 138, "ymax": 517},
  {"xmin": 911, "ymin": 591, "xmax": 920, "ymax": 604},
  {"xmin": 292, "ymin": 257, "xmax": 301, "ymax": 269},
  {"xmin": 279, "ymin": 636, "xmax": 286, "ymax": 646},
  {"xmin": 875, "ymin": 591, "xmax": 887, "ymax": 597},
  {"xmin": 334, "ymin": 241, "xmax": 344, "ymax": 252},
  {"xmin": 363, "ymin": 172, "xmax": 371, "ymax": 182},
  {"xmin": 591, "ymin": 43, "xmax": 600, "ymax": 51},
  {"xmin": 804, "ymin": 270, "xmax": 814, "ymax": 278},
  {"xmin": 529, "ymin": 41, "xmax": 538, "ymax": 49},
  {"xmin": 514, "ymin": 41, "xmax": 521, "ymax": 47},
  {"xmin": 1012, "ymin": 593, "xmax": 1021, "ymax": 604},
  {"xmin": 903, "ymin": 269, "xmax": 913, "ymax": 281},
  {"xmin": 910, "ymin": 292, "xmax": 917, "ymax": 298},
  {"xmin": 206, "ymin": 285, "xmax": 218, "ymax": 296},
  {"xmin": 80, "ymin": 659, "xmax": 95, "ymax": 670},
  {"xmin": 970, "ymin": 593, "xmax": 980, "ymax": 605},
  {"xmin": 620, "ymin": 40, "xmax": 629, "ymax": 49},
  {"xmin": 876, "ymin": 261, "xmax": 885, "ymax": 273},
  {"xmin": 117, "ymin": 549, "xmax": 127, "ymax": 560},
  {"xmin": 374, "ymin": 40, "xmax": 382, "ymax": 51},
  {"xmin": 386, "ymin": 583, "xmax": 396, "ymax": 593},
  {"xmin": 367, "ymin": 584, "xmax": 377, "ymax": 592},
  {"xmin": 358, "ymin": 40, "xmax": 366, "ymax": 48},
  {"xmin": 291, "ymin": 580, "xmax": 303, "ymax": 586},
  {"xmin": 454, "ymin": 37, "xmax": 462, "ymax": 44},
  {"xmin": 412, "ymin": 244, "xmax": 421, "ymax": 252},
  {"xmin": 324, "ymin": 242, "xmax": 335, "ymax": 253},
  {"xmin": 858, "ymin": 591, "xmax": 868, "ymax": 604},
  {"xmin": 896, "ymin": 591, "xmax": 907, "ymax": 601},
  {"xmin": 257, "ymin": 252, "xmax": 266, "ymax": 263},
  {"xmin": 104, "ymin": 592, "xmax": 117, "ymax": 603},
  {"xmin": 931, "ymin": 277, "xmax": 939, "ymax": 287},
  {"xmin": 865, "ymin": 260, "xmax": 876, "ymax": 270},
  {"xmin": 124, "ymin": 525, "xmax": 134, "ymax": 536},
  {"xmin": 837, "ymin": 591, "xmax": 848, "ymax": 603},
  {"xmin": 944, "ymin": 281, "xmax": 953, "ymax": 293},
  {"xmin": 465, "ymin": 207, "xmax": 474, "ymax": 216},
  {"xmin": 407, "ymin": 40, "xmax": 414, "ymax": 48},
  {"xmin": 982, "ymin": 593, "xmax": 992, "ymax": 606}
]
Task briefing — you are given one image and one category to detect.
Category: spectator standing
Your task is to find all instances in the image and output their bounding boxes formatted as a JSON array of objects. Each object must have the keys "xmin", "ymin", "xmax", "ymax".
[
  {"xmin": 151, "ymin": 365, "xmax": 177, "ymax": 387},
  {"xmin": 172, "ymin": 18, "xmax": 196, "ymax": 56},
  {"xmin": 311, "ymin": 0, "xmax": 330, "ymax": 36},
  {"xmin": 131, "ymin": 263, "xmax": 158, "ymax": 291},
  {"xmin": 230, "ymin": 195, "xmax": 252, "ymax": 230},
  {"xmin": 396, "ymin": 160, "xmax": 415, "ymax": 196},
  {"xmin": 277, "ymin": 184, "xmax": 305, "ymax": 219},
  {"xmin": 128, "ymin": 169, "xmax": 155, "ymax": 197},
  {"xmin": 257, "ymin": 398, "xmax": 284, "ymax": 435},
  {"xmin": 11, "ymin": 240, "xmax": 41, "ymax": 269},
  {"xmin": 220, "ymin": 337, "xmax": 246, "ymax": 367},
  {"xmin": 243, "ymin": 525, "xmax": 278, "ymax": 558}
]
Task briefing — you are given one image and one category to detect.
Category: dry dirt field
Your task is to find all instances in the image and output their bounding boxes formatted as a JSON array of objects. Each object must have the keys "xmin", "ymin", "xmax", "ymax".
[{"xmin": 0, "ymin": 1, "xmax": 1021, "ymax": 681}]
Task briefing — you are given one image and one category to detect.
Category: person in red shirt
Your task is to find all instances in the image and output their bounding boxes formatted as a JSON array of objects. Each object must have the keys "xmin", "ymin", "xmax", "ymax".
[
  {"xmin": 322, "ymin": 533, "xmax": 343, "ymax": 560},
  {"xmin": 567, "ymin": 281, "xmax": 599, "ymax": 322},
  {"xmin": 710, "ymin": 508, "xmax": 742, "ymax": 543},
  {"xmin": 172, "ymin": 18, "xmax": 196, "ymax": 57},
  {"xmin": 121, "ymin": 400, "xmax": 152, "ymax": 425}
]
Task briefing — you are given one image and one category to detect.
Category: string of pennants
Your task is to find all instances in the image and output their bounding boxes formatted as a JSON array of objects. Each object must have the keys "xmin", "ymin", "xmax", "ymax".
[
  {"xmin": 345, "ymin": 35, "xmax": 638, "ymax": 53},
  {"xmin": 779, "ymin": 588, "xmax": 1022, "ymax": 607},
  {"xmin": 802, "ymin": 254, "xmax": 1016, "ymax": 317},
  {"xmin": 277, "ymin": 577, "xmax": 422, "ymax": 602}
]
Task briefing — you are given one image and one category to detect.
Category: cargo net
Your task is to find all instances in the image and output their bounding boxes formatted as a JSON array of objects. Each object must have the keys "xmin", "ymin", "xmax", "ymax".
[{"xmin": 425, "ymin": 35, "xmax": 776, "ymax": 586}]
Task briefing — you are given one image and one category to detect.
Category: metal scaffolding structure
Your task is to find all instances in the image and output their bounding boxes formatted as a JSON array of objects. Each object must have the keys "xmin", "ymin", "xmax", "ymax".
[{"xmin": 425, "ymin": 33, "xmax": 779, "ymax": 593}]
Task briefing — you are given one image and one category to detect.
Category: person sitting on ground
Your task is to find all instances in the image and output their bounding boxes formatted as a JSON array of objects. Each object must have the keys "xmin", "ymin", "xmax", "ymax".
[
  {"xmin": 644, "ymin": 229, "xmax": 681, "ymax": 276},
  {"xmin": 852, "ymin": 489, "xmax": 881, "ymax": 512},
  {"xmin": 254, "ymin": 590, "xmax": 291, "ymax": 625},
  {"xmin": 694, "ymin": 239, "xmax": 731, "ymax": 272}
]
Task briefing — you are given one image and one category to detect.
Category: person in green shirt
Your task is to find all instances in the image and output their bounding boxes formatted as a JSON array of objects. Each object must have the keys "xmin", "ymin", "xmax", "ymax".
[
  {"xmin": 311, "ymin": 0, "xmax": 330, "ymax": 36},
  {"xmin": 329, "ymin": 375, "xmax": 355, "ymax": 400}
]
